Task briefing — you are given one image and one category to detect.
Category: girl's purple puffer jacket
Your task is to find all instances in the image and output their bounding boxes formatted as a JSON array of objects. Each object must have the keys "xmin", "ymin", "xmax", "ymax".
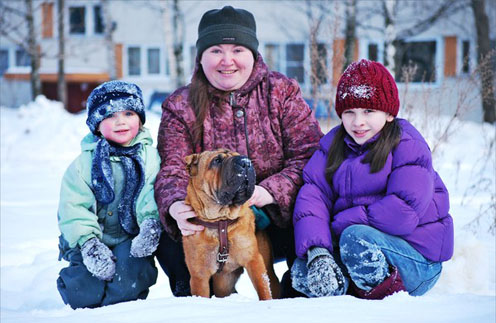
[{"xmin": 293, "ymin": 119, "xmax": 454, "ymax": 262}]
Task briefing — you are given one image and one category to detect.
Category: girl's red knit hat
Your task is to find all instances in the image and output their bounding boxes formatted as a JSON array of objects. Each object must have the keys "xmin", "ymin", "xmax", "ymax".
[{"xmin": 335, "ymin": 59, "xmax": 399, "ymax": 118}]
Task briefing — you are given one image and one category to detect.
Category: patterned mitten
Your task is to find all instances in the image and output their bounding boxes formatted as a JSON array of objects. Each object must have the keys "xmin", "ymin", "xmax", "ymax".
[
  {"xmin": 307, "ymin": 249, "xmax": 347, "ymax": 297},
  {"xmin": 130, "ymin": 218, "xmax": 163, "ymax": 257},
  {"xmin": 81, "ymin": 237, "xmax": 116, "ymax": 281}
]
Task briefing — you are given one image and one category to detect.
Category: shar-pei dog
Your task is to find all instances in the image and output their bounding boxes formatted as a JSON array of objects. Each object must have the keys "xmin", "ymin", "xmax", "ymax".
[{"xmin": 182, "ymin": 149, "xmax": 280, "ymax": 300}]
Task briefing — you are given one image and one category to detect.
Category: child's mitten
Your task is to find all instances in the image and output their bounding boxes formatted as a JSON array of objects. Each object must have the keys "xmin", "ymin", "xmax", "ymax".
[
  {"xmin": 130, "ymin": 218, "xmax": 162, "ymax": 257},
  {"xmin": 307, "ymin": 249, "xmax": 347, "ymax": 297},
  {"xmin": 81, "ymin": 237, "xmax": 116, "ymax": 281}
]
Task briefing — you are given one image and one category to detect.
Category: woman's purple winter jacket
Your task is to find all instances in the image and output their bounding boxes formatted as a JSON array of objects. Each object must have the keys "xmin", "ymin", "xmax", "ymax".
[{"xmin": 293, "ymin": 119, "xmax": 454, "ymax": 262}]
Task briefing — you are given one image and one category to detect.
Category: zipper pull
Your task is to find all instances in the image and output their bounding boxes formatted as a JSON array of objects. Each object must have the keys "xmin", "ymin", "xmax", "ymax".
[{"xmin": 229, "ymin": 92, "xmax": 235, "ymax": 107}]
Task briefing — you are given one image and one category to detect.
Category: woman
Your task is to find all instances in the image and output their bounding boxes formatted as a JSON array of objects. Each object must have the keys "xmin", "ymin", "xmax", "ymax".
[{"xmin": 154, "ymin": 5, "xmax": 322, "ymax": 298}]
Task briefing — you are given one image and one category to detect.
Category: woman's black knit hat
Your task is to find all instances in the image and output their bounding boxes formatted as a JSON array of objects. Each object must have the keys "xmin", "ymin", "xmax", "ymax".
[{"xmin": 196, "ymin": 6, "xmax": 258, "ymax": 58}]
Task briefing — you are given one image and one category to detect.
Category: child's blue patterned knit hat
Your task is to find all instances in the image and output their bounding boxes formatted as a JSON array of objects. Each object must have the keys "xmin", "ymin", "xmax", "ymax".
[{"xmin": 86, "ymin": 80, "xmax": 146, "ymax": 134}]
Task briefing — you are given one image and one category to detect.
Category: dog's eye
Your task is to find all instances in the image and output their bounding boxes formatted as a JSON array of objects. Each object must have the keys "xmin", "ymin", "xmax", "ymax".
[{"xmin": 209, "ymin": 155, "xmax": 223, "ymax": 168}]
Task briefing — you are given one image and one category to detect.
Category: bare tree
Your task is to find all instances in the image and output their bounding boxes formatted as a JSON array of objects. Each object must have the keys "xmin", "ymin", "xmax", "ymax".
[
  {"xmin": 382, "ymin": 0, "xmax": 397, "ymax": 72},
  {"xmin": 25, "ymin": 0, "xmax": 42, "ymax": 100},
  {"xmin": 57, "ymin": 0, "xmax": 67, "ymax": 107},
  {"xmin": 102, "ymin": 0, "xmax": 117, "ymax": 80},
  {"xmin": 0, "ymin": 0, "xmax": 44, "ymax": 100},
  {"xmin": 171, "ymin": 0, "xmax": 185, "ymax": 87},
  {"xmin": 363, "ymin": 0, "xmax": 468, "ymax": 74},
  {"xmin": 471, "ymin": 0, "xmax": 495, "ymax": 123},
  {"xmin": 343, "ymin": 0, "xmax": 357, "ymax": 71},
  {"xmin": 156, "ymin": 0, "xmax": 186, "ymax": 88},
  {"xmin": 305, "ymin": 0, "xmax": 326, "ymax": 107}
]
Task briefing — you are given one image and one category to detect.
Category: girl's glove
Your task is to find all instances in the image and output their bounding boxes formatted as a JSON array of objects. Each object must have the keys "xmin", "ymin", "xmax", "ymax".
[
  {"xmin": 307, "ymin": 250, "xmax": 347, "ymax": 297},
  {"xmin": 130, "ymin": 218, "xmax": 162, "ymax": 257},
  {"xmin": 81, "ymin": 237, "xmax": 116, "ymax": 281}
]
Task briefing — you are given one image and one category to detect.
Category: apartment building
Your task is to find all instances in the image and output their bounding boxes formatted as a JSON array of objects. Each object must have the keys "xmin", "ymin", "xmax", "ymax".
[{"xmin": 1, "ymin": 0, "xmax": 494, "ymax": 120}]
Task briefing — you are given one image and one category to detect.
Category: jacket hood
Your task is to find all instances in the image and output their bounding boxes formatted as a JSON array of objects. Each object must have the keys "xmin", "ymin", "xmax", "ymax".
[{"xmin": 80, "ymin": 127, "xmax": 154, "ymax": 152}]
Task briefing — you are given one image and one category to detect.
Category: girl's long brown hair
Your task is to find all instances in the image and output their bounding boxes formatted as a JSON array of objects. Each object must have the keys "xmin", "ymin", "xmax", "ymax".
[{"xmin": 325, "ymin": 119, "xmax": 401, "ymax": 185}]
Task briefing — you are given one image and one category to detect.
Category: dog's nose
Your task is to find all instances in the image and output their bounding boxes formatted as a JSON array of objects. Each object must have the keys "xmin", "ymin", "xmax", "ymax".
[{"xmin": 235, "ymin": 156, "xmax": 252, "ymax": 169}]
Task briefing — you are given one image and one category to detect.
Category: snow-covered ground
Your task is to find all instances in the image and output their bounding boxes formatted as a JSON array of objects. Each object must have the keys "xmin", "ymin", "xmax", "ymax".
[{"xmin": 1, "ymin": 96, "xmax": 495, "ymax": 322}]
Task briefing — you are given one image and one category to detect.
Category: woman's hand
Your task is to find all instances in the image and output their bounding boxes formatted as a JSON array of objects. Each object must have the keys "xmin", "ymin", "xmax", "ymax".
[
  {"xmin": 248, "ymin": 185, "xmax": 275, "ymax": 208},
  {"xmin": 169, "ymin": 200, "xmax": 204, "ymax": 236}
]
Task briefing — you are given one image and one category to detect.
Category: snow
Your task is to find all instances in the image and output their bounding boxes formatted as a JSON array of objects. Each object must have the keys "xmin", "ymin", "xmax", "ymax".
[
  {"xmin": 348, "ymin": 85, "xmax": 375, "ymax": 99},
  {"xmin": 1, "ymin": 96, "xmax": 495, "ymax": 322}
]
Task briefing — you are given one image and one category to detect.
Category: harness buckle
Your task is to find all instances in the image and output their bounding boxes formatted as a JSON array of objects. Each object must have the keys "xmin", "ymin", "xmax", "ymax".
[{"xmin": 217, "ymin": 252, "xmax": 229, "ymax": 263}]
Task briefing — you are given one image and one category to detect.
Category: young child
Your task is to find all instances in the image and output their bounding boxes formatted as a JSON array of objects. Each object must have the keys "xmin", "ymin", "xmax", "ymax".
[
  {"xmin": 291, "ymin": 59, "xmax": 454, "ymax": 299},
  {"xmin": 56, "ymin": 80, "xmax": 162, "ymax": 309}
]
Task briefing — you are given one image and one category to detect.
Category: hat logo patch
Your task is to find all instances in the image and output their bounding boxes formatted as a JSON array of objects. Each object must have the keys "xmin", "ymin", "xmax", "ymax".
[{"xmin": 223, "ymin": 37, "xmax": 235, "ymax": 41}]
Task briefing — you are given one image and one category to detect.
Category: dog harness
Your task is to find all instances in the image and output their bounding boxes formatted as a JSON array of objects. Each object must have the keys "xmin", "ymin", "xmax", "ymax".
[{"xmin": 190, "ymin": 218, "xmax": 239, "ymax": 273}]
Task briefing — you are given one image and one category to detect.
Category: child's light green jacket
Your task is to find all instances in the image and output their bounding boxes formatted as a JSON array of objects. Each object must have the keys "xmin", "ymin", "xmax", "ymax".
[{"xmin": 58, "ymin": 128, "xmax": 160, "ymax": 248}]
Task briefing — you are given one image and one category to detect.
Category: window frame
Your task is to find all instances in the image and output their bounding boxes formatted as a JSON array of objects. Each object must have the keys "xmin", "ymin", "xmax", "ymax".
[
  {"xmin": 147, "ymin": 48, "xmax": 161, "ymax": 75},
  {"xmin": 127, "ymin": 46, "xmax": 142, "ymax": 76},
  {"xmin": 361, "ymin": 37, "xmax": 442, "ymax": 87},
  {"xmin": 68, "ymin": 6, "xmax": 86, "ymax": 35},
  {"xmin": 458, "ymin": 38, "xmax": 472, "ymax": 75},
  {"xmin": 125, "ymin": 45, "xmax": 170, "ymax": 79},
  {"xmin": 264, "ymin": 43, "xmax": 282, "ymax": 73},
  {"xmin": 67, "ymin": 3, "xmax": 104, "ymax": 38},
  {"xmin": 15, "ymin": 48, "xmax": 31, "ymax": 67},
  {"xmin": 0, "ymin": 48, "xmax": 9, "ymax": 76},
  {"xmin": 285, "ymin": 43, "xmax": 305, "ymax": 85}
]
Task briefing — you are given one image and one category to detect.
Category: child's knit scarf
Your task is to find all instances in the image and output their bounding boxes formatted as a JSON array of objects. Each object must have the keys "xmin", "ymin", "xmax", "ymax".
[{"xmin": 91, "ymin": 138, "xmax": 145, "ymax": 235}]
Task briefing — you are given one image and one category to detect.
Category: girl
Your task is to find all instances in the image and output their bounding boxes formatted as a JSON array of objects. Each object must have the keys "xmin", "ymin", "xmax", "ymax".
[
  {"xmin": 57, "ymin": 81, "xmax": 162, "ymax": 309},
  {"xmin": 291, "ymin": 59, "xmax": 454, "ymax": 299}
]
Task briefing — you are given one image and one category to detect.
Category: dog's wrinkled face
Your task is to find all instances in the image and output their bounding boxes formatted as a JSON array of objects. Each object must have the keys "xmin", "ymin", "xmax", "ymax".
[{"xmin": 185, "ymin": 149, "xmax": 256, "ymax": 206}]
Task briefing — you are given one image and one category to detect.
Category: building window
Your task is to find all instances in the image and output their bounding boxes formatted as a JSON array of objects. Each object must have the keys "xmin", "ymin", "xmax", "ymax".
[
  {"xmin": 128, "ymin": 47, "xmax": 141, "ymax": 76},
  {"xmin": 286, "ymin": 44, "xmax": 304, "ymax": 83},
  {"xmin": 462, "ymin": 40, "xmax": 470, "ymax": 74},
  {"xmin": 0, "ymin": 49, "xmax": 9, "ymax": 75},
  {"xmin": 69, "ymin": 6, "xmax": 86, "ymax": 34},
  {"xmin": 15, "ymin": 48, "xmax": 30, "ymax": 67},
  {"xmin": 368, "ymin": 43, "xmax": 378, "ymax": 62},
  {"xmin": 265, "ymin": 44, "xmax": 280, "ymax": 72},
  {"xmin": 93, "ymin": 5, "xmax": 104, "ymax": 34},
  {"xmin": 394, "ymin": 40, "xmax": 437, "ymax": 83},
  {"xmin": 148, "ymin": 48, "xmax": 160, "ymax": 74}
]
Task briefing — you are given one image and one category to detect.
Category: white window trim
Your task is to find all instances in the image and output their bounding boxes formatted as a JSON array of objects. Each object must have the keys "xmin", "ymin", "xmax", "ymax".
[
  {"xmin": 361, "ymin": 36, "xmax": 442, "ymax": 88},
  {"xmin": 359, "ymin": 39, "xmax": 385, "ymax": 64},
  {"xmin": 67, "ymin": 2, "xmax": 104, "ymax": 38},
  {"xmin": 0, "ymin": 47, "xmax": 31, "ymax": 74},
  {"xmin": 124, "ymin": 45, "xmax": 170, "ymax": 81}
]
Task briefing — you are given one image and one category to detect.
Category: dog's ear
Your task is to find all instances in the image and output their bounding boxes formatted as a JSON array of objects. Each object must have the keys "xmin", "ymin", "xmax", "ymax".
[{"xmin": 185, "ymin": 153, "xmax": 199, "ymax": 176}]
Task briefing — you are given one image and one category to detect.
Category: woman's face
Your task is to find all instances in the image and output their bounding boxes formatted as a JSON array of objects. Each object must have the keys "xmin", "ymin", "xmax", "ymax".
[{"xmin": 200, "ymin": 44, "xmax": 254, "ymax": 92}]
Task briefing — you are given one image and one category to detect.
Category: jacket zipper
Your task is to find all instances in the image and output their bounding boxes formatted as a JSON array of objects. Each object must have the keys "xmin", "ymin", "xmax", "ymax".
[{"xmin": 230, "ymin": 92, "xmax": 251, "ymax": 159}]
